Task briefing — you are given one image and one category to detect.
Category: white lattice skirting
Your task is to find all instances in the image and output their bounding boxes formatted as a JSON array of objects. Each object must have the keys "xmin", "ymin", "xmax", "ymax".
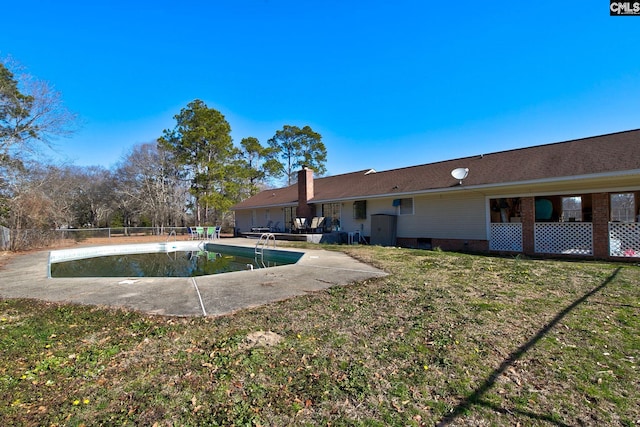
[
  {"xmin": 609, "ymin": 223, "xmax": 640, "ymax": 257},
  {"xmin": 534, "ymin": 223, "xmax": 593, "ymax": 255},
  {"xmin": 490, "ymin": 223, "xmax": 523, "ymax": 251}
]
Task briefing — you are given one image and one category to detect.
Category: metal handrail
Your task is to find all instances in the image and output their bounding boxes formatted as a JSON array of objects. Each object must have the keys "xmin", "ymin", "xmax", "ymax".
[{"xmin": 255, "ymin": 233, "xmax": 276, "ymax": 267}]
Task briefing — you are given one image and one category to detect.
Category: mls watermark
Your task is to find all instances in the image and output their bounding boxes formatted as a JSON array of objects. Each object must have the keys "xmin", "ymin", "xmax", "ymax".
[{"xmin": 610, "ymin": 1, "xmax": 640, "ymax": 15}]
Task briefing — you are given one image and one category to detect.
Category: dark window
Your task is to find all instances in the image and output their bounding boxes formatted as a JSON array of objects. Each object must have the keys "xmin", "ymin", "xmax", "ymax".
[{"xmin": 353, "ymin": 200, "xmax": 367, "ymax": 220}]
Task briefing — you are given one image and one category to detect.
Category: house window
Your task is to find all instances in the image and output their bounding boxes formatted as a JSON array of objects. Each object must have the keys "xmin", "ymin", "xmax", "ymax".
[
  {"xmin": 397, "ymin": 198, "xmax": 414, "ymax": 215},
  {"xmin": 322, "ymin": 203, "xmax": 341, "ymax": 231},
  {"xmin": 353, "ymin": 200, "xmax": 366, "ymax": 220},
  {"xmin": 611, "ymin": 193, "xmax": 636, "ymax": 222}
]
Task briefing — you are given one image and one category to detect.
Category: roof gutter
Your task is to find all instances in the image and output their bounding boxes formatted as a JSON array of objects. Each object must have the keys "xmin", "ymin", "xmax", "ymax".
[{"xmin": 230, "ymin": 201, "xmax": 297, "ymax": 211}]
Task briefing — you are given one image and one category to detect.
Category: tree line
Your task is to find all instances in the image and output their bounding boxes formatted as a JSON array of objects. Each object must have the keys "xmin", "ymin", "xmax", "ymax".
[{"xmin": 0, "ymin": 59, "xmax": 327, "ymax": 246}]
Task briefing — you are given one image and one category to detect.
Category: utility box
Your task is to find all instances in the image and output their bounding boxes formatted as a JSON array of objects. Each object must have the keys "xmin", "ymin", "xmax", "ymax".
[{"xmin": 370, "ymin": 214, "xmax": 397, "ymax": 246}]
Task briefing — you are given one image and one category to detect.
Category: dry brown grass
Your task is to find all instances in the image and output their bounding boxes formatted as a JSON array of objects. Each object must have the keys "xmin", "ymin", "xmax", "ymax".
[{"xmin": 1, "ymin": 244, "xmax": 638, "ymax": 425}]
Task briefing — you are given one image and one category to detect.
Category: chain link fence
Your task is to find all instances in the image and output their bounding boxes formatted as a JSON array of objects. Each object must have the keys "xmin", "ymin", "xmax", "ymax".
[
  {"xmin": 2, "ymin": 227, "xmax": 192, "ymax": 251},
  {"xmin": 55, "ymin": 227, "xmax": 191, "ymax": 240}
]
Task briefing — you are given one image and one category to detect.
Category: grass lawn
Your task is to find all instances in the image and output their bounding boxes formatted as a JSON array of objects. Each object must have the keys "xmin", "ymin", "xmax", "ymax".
[{"xmin": 1, "ymin": 245, "xmax": 639, "ymax": 426}]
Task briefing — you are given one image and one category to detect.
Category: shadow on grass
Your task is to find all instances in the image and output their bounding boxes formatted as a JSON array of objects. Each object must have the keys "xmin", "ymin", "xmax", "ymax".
[{"xmin": 436, "ymin": 267, "xmax": 622, "ymax": 426}]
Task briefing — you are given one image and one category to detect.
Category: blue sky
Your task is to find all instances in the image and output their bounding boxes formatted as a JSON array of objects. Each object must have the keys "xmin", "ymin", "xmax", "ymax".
[{"xmin": 2, "ymin": 1, "xmax": 639, "ymax": 176}]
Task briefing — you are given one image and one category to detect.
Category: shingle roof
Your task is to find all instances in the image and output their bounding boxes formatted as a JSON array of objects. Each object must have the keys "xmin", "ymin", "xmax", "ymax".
[{"xmin": 232, "ymin": 129, "xmax": 640, "ymax": 209}]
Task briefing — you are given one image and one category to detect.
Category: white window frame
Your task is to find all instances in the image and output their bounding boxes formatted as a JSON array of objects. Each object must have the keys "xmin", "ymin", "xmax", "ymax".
[{"xmin": 398, "ymin": 197, "xmax": 414, "ymax": 215}]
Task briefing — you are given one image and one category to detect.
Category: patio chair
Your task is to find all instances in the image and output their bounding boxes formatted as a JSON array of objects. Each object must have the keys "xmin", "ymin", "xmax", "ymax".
[
  {"xmin": 309, "ymin": 216, "xmax": 325, "ymax": 233},
  {"xmin": 206, "ymin": 226, "xmax": 220, "ymax": 240},
  {"xmin": 292, "ymin": 218, "xmax": 308, "ymax": 233},
  {"xmin": 195, "ymin": 226, "xmax": 205, "ymax": 239},
  {"xmin": 188, "ymin": 227, "xmax": 199, "ymax": 240}
]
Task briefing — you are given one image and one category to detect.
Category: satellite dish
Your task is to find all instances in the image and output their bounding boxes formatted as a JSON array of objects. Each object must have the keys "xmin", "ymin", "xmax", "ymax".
[{"xmin": 451, "ymin": 167, "xmax": 469, "ymax": 184}]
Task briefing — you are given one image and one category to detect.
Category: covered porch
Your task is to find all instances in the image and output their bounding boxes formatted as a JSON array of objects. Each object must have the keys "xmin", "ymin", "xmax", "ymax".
[{"xmin": 489, "ymin": 192, "xmax": 640, "ymax": 259}]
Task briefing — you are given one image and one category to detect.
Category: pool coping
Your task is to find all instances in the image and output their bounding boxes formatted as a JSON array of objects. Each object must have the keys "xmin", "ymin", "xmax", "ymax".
[
  {"xmin": 0, "ymin": 238, "xmax": 388, "ymax": 317},
  {"xmin": 47, "ymin": 241, "xmax": 303, "ymax": 277}
]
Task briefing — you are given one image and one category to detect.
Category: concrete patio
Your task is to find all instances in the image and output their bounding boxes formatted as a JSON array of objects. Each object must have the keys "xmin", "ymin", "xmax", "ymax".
[{"xmin": 0, "ymin": 238, "xmax": 387, "ymax": 317}]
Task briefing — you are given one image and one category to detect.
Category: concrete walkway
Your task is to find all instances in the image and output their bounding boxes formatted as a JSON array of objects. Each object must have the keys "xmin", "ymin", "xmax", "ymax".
[{"xmin": 0, "ymin": 239, "xmax": 387, "ymax": 317}]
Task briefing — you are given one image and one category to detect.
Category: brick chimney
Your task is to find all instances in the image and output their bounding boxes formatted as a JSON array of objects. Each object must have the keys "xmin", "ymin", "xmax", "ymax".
[{"xmin": 296, "ymin": 166, "xmax": 314, "ymax": 219}]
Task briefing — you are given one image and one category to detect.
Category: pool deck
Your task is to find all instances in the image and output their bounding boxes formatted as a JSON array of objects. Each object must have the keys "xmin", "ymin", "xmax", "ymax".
[{"xmin": 0, "ymin": 238, "xmax": 387, "ymax": 317}]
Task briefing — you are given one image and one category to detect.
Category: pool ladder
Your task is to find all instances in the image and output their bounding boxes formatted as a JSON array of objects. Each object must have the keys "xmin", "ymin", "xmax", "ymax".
[
  {"xmin": 255, "ymin": 233, "xmax": 276, "ymax": 268},
  {"xmin": 164, "ymin": 230, "xmax": 178, "ymax": 259}
]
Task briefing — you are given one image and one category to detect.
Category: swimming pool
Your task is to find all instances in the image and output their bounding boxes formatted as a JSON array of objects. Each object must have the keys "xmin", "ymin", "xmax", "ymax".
[{"xmin": 48, "ymin": 242, "xmax": 303, "ymax": 278}]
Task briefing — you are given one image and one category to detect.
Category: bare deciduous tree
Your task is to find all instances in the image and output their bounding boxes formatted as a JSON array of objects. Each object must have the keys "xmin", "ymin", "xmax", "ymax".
[
  {"xmin": 0, "ymin": 58, "xmax": 77, "ymax": 158},
  {"xmin": 1, "ymin": 58, "xmax": 78, "ymax": 235},
  {"xmin": 114, "ymin": 142, "xmax": 190, "ymax": 232}
]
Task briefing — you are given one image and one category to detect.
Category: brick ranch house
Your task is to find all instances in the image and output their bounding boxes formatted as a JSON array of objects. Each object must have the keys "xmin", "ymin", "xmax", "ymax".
[{"xmin": 231, "ymin": 129, "xmax": 640, "ymax": 261}]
